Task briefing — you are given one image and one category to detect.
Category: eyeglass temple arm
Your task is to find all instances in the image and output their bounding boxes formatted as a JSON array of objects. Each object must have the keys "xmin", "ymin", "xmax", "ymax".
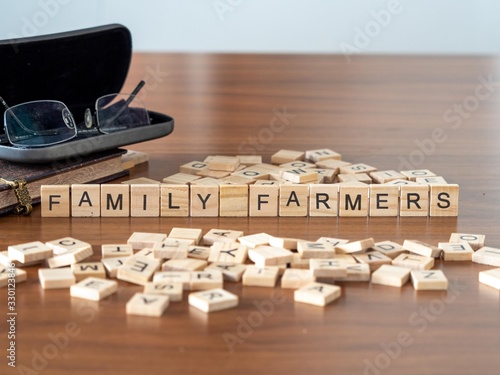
[
  {"xmin": 0, "ymin": 96, "xmax": 10, "ymax": 110},
  {"xmin": 0, "ymin": 96, "xmax": 37, "ymax": 136},
  {"xmin": 127, "ymin": 80, "xmax": 146, "ymax": 106},
  {"xmin": 104, "ymin": 80, "xmax": 146, "ymax": 125}
]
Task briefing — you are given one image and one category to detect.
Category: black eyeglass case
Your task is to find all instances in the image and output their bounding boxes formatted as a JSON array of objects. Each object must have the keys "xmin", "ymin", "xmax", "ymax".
[{"xmin": 0, "ymin": 24, "xmax": 174, "ymax": 163}]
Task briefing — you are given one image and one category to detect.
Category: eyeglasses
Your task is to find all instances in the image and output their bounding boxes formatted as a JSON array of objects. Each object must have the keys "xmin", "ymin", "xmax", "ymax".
[{"xmin": 1, "ymin": 81, "xmax": 150, "ymax": 148}]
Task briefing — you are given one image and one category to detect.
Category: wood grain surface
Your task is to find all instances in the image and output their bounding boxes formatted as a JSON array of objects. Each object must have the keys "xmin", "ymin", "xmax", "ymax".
[{"xmin": 1, "ymin": 53, "xmax": 500, "ymax": 375}]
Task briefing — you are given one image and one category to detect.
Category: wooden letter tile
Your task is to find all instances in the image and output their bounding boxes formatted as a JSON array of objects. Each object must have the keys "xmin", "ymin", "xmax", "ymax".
[
  {"xmin": 369, "ymin": 170, "xmax": 406, "ymax": 184},
  {"xmin": 371, "ymin": 265, "xmax": 411, "ymax": 287},
  {"xmin": 339, "ymin": 163, "xmax": 377, "ymax": 175},
  {"xmin": 160, "ymin": 184, "xmax": 190, "ymax": 217},
  {"xmin": 101, "ymin": 256, "xmax": 129, "ymax": 278},
  {"xmin": 334, "ymin": 264, "xmax": 371, "ymax": 282},
  {"xmin": 100, "ymin": 184, "xmax": 130, "ymax": 217},
  {"xmin": 189, "ymin": 288, "xmax": 238, "ymax": 313},
  {"xmin": 162, "ymin": 173, "xmax": 200, "ymax": 185},
  {"xmin": 479, "ymin": 268, "xmax": 500, "ymax": 290},
  {"xmin": 307, "ymin": 168, "xmax": 336, "ymax": 183},
  {"xmin": 45, "ymin": 238, "xmax": 93, "ymax": 268},
  {"xmin": 271, "ymin": 149, "xmax": 305, "ymax": 165},
  {"xmin": 335, "ymin": 238, "xmax": 375, "ymax": 254},
  {"xmin": 372, "ymin": 241, "xmax": 405, "ymax": 259},
  {"xmin": 153, "ymin": 271, "xmax": 191, "ymax": 290},
  {"xmin": 353, "ymin": 251, "xmax": 393, "ymax": 272},
  {"xmin": 249, "ymin": 184, "xmax": 279, "ymax": 217},
  {"xmin": 281, "ymin": 168, "xmax": 318, "ymax": 184},
  {"xmin": 130, "ymin": 184, "xmax": 160, "ymax": 217},
  {"xmin": 429, "ymin": 184, "xmax": 459, "ymax": 217},
  {"xmin": 169, "ymin": 228, "xmax": 203, "ymax": 245},
  {"xmin": 71, "ymin": 184, "xmax": 100, "ymax": 217},
  {"xmin": 126, "ymin": 293, "xmax": 170, "ymax": 317},
  {"xmin": 190, "ymin": 270, "xmax": 224, "ymax": 290},
  {"xmin": 162, "ymin": 259, "xmax": 207, "ymax": 272},
  {"xmin": 70, "ymin": 277, "xmax": 118, "ymax": 301},
  {"xmin": 41, "ymin": 185, "xmax": 70, "ymax": 217},
  {"xmin": 242, "ymin": 266, "xmax": 280, "ymax": 287},
  {"xmin": 294, "ymin": 282, "xmax": 341, "ymax": 306},
  {"xmin": 38, "ymin": 267, "xmax": 76, "ymax": 289},
  {"xmin": 187, "ymin": 246, "xmax": 211, "ymax": 260},
  {"xmin": 135, "ymin": 248, "xmax": 155, "ymax": 259},
  {"xmin": 438, "ymin": 242, "xmax": 474, "ymax": 261},
  {"xmin": 190, "ymin": 185, "xmax": 219, "ymax": 217},
  {"xmin": 127, "ymin": 232, "xmax": 167, "ymax": 250},
  {"xmin": 310, "ymin": 259, "xmax": 348, "ymax": 278},
  {"xmin": 281, "ymin": 269, "xmax": 315, "ymax": 289},
  {"xmin": 208, "ymin": 156, "xmax": 240, "ymax": 172},
  {"xmin": 309, "ymin": 184, "xmax": 338, "ymax": 217},
  {"xmin": 415, "ymin": 176, "xmax": 448, "ymax": 185},
  {"xmin": 297, "ymin": 241, "xmax": 335, "ymax": 259},
  {"xmin": 472, "ymin": 246, "xmax": 500, "ymax": 267},
  {"xmin": 121, "ymin": 177, "xmax": 160, "ymax": 185},
  {"xmin": 403, "ymin": 240, "xmax": 442, "ymax": 258},
  {"xmin": 152, "ymin": 239, "xmax": 192, "ymax": 259},
  {"xmin": 238, "ymin": 233, "xmax": 272, "ymax": 249},
  {"xmin": 219, "ymin": 175, "xmax": 255, "ymax": 185},
  {"xmin": 179, "ymin": 161, "xmax": 209, "ymax": 175},
  {"xmin": 232, "ymin": 167, "xmax": 270, "ymax": 181},
  {"xmin": 392, "ymin": 253, "xmax": 434, "ymax": 270},
  {"xmin": 400, "ymin": 169, "xmax": 436, "ymax": 181},
  {"xmin": 317, "ymin": 237, "xmax": 349, "ymax": 247},
  {"xmin": 384, "ymin": 179, "xmax": 420, "ymax": 186},
  {"xmin": 400, "ymin": 185, "xmax": 429, "ymax": 217},
  {"xmin": 101, "ymin": 244, "xmax": 133, "ymax": 258},
  {"xmin": 117, "ymin": 256, "xmax": 161, "ymax": 285},
  {"xmin": 269, "ymin": 236, "xmax": 304, "ymax": 250},
  {"xmin": 205, "ymin": 263, "xmax": 247, "ymax": 282},
  {"xmin": 449, "ymin": 233, "xmax": 485, "ymax": 251},
  {"xmin": 248, "ymin": 246, "xmax": 293, "ymax": 267},
  {"xmin": 203, "ymin": 229, "xmax": 244, "ymax": 245},
  {"xmin": 290, "ymin": 254, "xmax": 310, "ymax": 269},
  {"xmin": 305, "ymin": 148, "xmax": 342, "ymax": 162},
  {"xmin": 338, "ymin": 173, "xmax": 372, "ymax": 184},
  {"xmin": 143, "ymin": 281, "xmax": 183, "ymax": 301},
  {"xmin": 369, "ymin": 185, "xmax": 399, "ymax": 217},
  {"xmin": 410, "ymin": 270, "xmax": 448, "ymax": 290},
  {"xmin": 236, "ymin": 155, "xmax": 262, "ymax": 165},
  {"xmin": 8, "ymin": 241, "xmax": 53, "ymax": 264},
  {"xmin": 0, "ymin": 266, "xmax": 27, "ymax": 287},
  {"xmin": 280, "ymin": 161, "xmax": 316, "ymax": 170},
  {"xmin": 209, "ymin": 241, "xmax": 248, "ymax": 264},
  {"xmin": 219, "ymin": 185, "xmax": 248, "ymax": 217},
  {"xmin": 71, "ymin": 262, "xmax": 106, "ymax": 281},
  {"xmin": 315, "ymin": 159, "xmax": 351, "ymax": 173},
  {"xmin": 339, "ymin": 184, "xmax": 369, "ymax": 217},
  {"xmin": 279, "ymin": 185, "xmax": 309, "ymax": 217}
]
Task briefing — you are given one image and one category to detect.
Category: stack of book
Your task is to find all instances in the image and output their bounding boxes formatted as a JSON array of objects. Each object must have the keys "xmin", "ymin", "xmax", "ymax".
[{"xmin": 0, "ymin": 149, "xmax": 129, "ymax": 215}]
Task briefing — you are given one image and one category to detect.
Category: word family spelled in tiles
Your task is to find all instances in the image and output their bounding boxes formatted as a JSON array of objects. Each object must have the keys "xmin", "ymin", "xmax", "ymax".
[{"xmin": 41, "ymin": 148, "xmax": 459, "ymax": 217}]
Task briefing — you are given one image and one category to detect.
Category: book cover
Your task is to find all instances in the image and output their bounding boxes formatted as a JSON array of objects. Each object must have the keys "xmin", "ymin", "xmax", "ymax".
[{"xmin": 0, "ymin": 149, "xmax": 128, "ymax": 215}]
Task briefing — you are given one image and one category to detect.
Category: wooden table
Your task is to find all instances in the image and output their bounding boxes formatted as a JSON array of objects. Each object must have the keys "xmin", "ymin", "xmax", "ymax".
[{"xmin": 2, "ymin": 53, "xmax": 500, "ymax": 375}]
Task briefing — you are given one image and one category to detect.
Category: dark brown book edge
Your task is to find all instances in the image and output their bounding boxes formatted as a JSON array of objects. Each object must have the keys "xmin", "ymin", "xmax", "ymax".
[{"xmin": 0, "ymin": 149, "xmax": 128, "ymax": 215}]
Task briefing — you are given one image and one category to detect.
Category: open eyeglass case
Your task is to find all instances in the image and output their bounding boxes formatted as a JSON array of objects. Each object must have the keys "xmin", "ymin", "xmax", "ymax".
[{"xmin": 0, "ymin": 23, "xmax": 174, "ymax": 163}]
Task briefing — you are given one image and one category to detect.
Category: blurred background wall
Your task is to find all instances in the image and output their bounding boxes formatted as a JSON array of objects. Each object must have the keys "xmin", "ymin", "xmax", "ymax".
[{"xmin": 1, "ymin": 0, "xmax": 499, "ymax": 55}]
